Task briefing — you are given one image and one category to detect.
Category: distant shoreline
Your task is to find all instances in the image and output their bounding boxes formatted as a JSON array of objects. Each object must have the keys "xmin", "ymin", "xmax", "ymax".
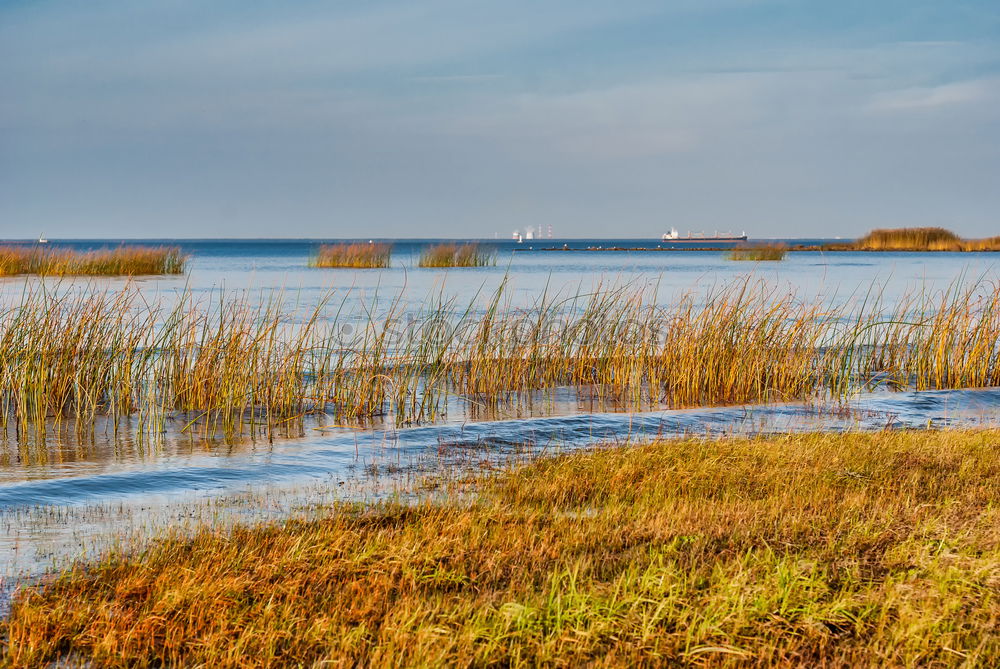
[{"xmin": 516, "ymin": 245, "xmax": 1000, "ymax": 253}]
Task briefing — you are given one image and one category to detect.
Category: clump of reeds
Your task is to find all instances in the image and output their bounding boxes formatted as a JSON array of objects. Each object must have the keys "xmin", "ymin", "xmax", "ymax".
[
  {"xmin": 444, "ymin": 279, "xmax": 830, "ymax": 408},
  {"xmin": 418, "ymin": 243, "xmax": 495, "ymax": 268},
  {"xmin": 0, "ymin": 287, "xmax": 312, "ymax": 440},
  {"xmin": 726, "ymin": 243, "xmax": 787, "ymax": 261},
  {"xmin": 0, "ymin": 245, "xmax": 186, "ymax": 276},
  {"xmin": 842, "ymin": 227, "xmax": 1000, "ymax": 252},
  {"xmin": 310, "ymin": 243, "xmax": 392, "ymax": 268},
  {"xmin": 4, "ymin": 428, "xmax": 999, "ymax": 667}
]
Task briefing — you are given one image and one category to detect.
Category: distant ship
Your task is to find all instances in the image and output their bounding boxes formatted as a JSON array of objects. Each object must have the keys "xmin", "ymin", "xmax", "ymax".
[
  {"xmin": 37, "ymin": 233, "xmax": 48, "ymax": 244},
  {"xmin": 662, "ymin": 228, "xmax": 747, "ymax": 242}
]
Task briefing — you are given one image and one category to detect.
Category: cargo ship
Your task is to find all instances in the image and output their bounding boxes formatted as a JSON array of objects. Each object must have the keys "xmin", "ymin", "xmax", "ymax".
[{"xmin": 662, "ymin": 228, "xmax": 747, "ymax": 242}]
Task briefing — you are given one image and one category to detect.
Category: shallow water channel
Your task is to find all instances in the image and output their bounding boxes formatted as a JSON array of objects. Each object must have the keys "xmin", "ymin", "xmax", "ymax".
[{"xmin": 2, "ymin": 385, "xmax": 1000, "ymax": 603}]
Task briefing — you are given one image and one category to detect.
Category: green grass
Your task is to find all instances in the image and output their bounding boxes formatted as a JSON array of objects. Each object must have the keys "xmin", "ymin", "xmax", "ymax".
[{"xmin": 3, "ymin": 429, "xmax": 999, "ymax": 667}]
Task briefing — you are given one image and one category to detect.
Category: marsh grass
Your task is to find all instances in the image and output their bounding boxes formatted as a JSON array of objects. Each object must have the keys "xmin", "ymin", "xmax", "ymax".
[
  {"xmin": 832, "ymin": 227, "xmax": 1000, "ymax": 252},
  {"xmin": 0, "ymin": 246, "xmax": 186, "ymax": 276},
  {"xmin": 2, "ymin": 277, "xmax": 1000, "ymax": 439},
  {"xmin": 446, "ymin": 280, "xmax": 832, "ymax": 409},
  {"xmin": 310, "ymin": 243, "xmax": 392, "ymax": 268},
  {"xmin": 3, "ymin": 429, "xmax": 998, "ymax": 667},
  {"xmin": 418, "ymin": 243, "xmax": 496, "ymax": 268},
  {"xmin": 726, "ymin": 244, "xmax": 787, "ymax": 261}
]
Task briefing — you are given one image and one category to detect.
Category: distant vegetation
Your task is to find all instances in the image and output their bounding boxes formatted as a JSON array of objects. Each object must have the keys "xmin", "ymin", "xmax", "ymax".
[
  {"xmin": 418, "ymin": 242, "xmax": 495, "ymax": 268},
  {"xmin": 828, "ymin": 227, "xmax": 1000, "ymax": 252},
  {"xmin": 310, "ymin": 242, "xmax": 392, "ymax": 268},
  {"xmin": 726, "ymin": 243, "xmax": 787, "ymax": 261},
  {"xmin": 0, "ymin": 245, "xmax": 186, "ymax": 276},
  {"xmin": 4, "ymin": 428, "xmax": 999, "ymax": 666}
]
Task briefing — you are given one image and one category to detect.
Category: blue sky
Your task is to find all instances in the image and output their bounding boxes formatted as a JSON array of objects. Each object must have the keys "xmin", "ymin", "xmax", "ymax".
[{"xmin": 1, "ymin": 0, "xmax": 998, "ymax": 238}]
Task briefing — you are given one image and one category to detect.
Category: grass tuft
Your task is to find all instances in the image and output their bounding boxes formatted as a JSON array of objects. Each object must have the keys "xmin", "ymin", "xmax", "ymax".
[
  {"xmin": 418, "ymin": 243, "xmax": 496, "ymax": 268},
  {"xmin": 0, "ymin": 246, "xmax": 186, "ymax": 276},
  {"xmin": 3, "ymin": 429, "xmax": 998, "ymax": 667},
  {"xmin": 726, "ymin": 244, "xmax": 787, "ymax": 261},
  {"xmin": 310, "ymin": 243, "xmax": 392, "ymax": 268}
]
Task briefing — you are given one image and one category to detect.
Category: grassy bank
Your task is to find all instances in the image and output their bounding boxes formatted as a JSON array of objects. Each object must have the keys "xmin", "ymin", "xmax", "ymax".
[
  {"xmin": 0, "ymin": 246, "xmax": 186, "ymax": 276},
  {"xmin": 310, "ymin": 243, "xmax": 392, "ymax": 268},
  {"xmin": 726, "ymin": 244, "xmax": 787, "ymax": 261},
  {"xmin": 3, "ymin": 429, "xmax": 998, "ymax": 667},
  {"xmin": 418, "ymin": 243, "xmax": 496, "ymax": 268},
  {"xmin": 823, "ymin": 227, "xmax": 1000, "ymax": 252}
]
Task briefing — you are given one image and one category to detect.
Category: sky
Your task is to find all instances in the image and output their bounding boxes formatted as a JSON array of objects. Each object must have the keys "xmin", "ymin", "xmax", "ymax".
[{"xmin": 1, "ymin": 0, "xmax": 999, "ymax": 239}]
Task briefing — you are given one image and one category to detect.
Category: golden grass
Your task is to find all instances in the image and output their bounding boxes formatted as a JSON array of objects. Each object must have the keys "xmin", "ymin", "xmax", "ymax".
[
  {"xmin": 447, "ymin": 280, "xmax": 832, "ymax": 407},
  {"xmin": 833, "ymin": 227, "xmax": 1000, "ymax": 252},
  {"xmin": 418, "ymin": 243, "xmax": 495, "ymax": 268},
  {"xmin": 4, "ymin": 429, "xmax": 998, "ymax": 667},
  {"xmin": 310, "ymin": 243, "xmax": 392, "ymax": 268},
  {"xmin": 0, "ymin": 287, "xmax": 349, "ymax": 440},
  {"xmin": 3, "ymin": 277, "xmax": 1000, "ymax": 437},
  {"xmin": 0, "ymin": 246, "xmax": 186, "ymax": 276},
  {"xmin": 726, "ymin": 244, "xmax": 787, "ymax": 261}
]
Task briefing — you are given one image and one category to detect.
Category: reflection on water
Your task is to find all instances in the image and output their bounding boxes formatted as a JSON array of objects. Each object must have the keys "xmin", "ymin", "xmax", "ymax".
[{"xmin": 3, "ymin": 386, "xmax": 1000, "ymax": 587}]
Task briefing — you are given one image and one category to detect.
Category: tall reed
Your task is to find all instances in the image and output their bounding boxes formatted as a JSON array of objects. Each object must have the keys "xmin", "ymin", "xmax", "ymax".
[
  {"xmin": 3, "ymin": 278, "xmax": 1000, "ymax": 440},
  {"xmin": 418, "ymin": 243, "xmax": 495, "ymax": 268},
  {"xmin": 310, "ymin": 243, "xmax": 392, "ymax": 268},
  {"xmin": 445, "ymin": 279, "xmax": 831, "ymax": 407},
  {"xmin": 0, "ymin": 246, "xmax": 186, "ymax": 276}
]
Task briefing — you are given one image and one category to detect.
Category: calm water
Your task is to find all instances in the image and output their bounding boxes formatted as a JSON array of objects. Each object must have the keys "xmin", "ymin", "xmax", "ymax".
[
  {"xmin": 2, "ymin": 238, "xmax": 1000, "ymax": 582},
  {"xmin": 4, "ymin": 238, "xmax": 998, "ymax": 310}
]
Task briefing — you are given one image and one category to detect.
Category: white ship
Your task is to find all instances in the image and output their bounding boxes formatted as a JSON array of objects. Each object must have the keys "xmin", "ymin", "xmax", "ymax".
[{"xmin": 662, "ymin": 228, "xmax": 747, "ymax": 242}]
